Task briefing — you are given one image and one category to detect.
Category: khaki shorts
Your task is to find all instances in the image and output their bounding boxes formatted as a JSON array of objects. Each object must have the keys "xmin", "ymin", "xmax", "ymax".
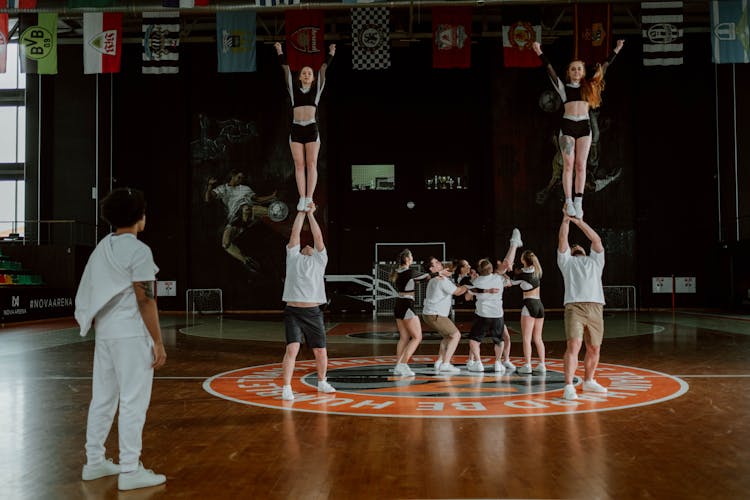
[
  {"xmin": 422, "ymin": 314, "xmax": 458, "ymax": 337},
  {"xmin": 564, "ymin": 303, "xmax": 604, "ymax": 346}
]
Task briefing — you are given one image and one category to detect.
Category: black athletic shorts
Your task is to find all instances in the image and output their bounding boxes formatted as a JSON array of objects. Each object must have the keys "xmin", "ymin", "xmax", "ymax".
[
  {"xmin": 468, "ymin": 315, "xmax": 504, "ymax": 344},
  {"xmin": 284, "ymin": 305, "xmax": 326, "ymax": 348},
  {"xmin": 522, "ymin": 298, "xmax": 545, "ymax": 319},
  {"xmin": 560, "ymin": 118, "xmax": 591, "ymax": 139},
  {"xmin": 394, "ymin": 297, "xmax": 417, "ymax": 320},
  {"xmin": 290, "ymin": 122, "xmax": 320, "ymax": 144}
]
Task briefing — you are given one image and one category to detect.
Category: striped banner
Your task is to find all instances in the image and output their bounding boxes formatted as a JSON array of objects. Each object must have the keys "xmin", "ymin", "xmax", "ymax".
[
  {"xmin": 642, "ymin": 1, "xmax": 684, "ymax": 66},
  {"xmin": 710, "ymin": 0, "xmax": 750, "ymax": 63},
  {"xmin": 142, "ymin": 11, "xmax": 180, "ymax": 74}
]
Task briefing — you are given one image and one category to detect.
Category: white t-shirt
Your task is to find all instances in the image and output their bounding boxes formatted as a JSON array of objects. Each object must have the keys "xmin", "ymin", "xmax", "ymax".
[
  {"xmin": 212, "ymin": 183, "xmax": 255, "ymax": 222},
  {"xmin": 95, "ymin": 233, "xmax": 159, "ymax": 339},
  {"xmin": 471, "ymin": 273, "xmax": 505, "ymax": 318},
  {"xmin": 422, "ymin": 276, "xmax": 457, "ymax": 317},
  {"xmin": 557, "ymin": 247, "xmax": 605, "ymax": 305},
  {"xmin": 282, "ymin": 244, "xmax": 328, "ymax": 305}
]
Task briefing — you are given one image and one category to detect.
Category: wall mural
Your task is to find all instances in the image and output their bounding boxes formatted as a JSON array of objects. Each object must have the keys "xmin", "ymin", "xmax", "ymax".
[{"xmin": 189, "ymin": 112, "xmax": 303, "ymax": 310}]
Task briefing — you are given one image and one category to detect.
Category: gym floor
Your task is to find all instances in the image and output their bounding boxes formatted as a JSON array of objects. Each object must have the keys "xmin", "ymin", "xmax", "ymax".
[{"xmin": 1, "ymin": 309, "xmax": 749, "ymax": 499}]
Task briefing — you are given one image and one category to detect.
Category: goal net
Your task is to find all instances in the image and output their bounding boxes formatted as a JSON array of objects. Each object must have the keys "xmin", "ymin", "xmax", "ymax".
[
  {"xmin": 603, "ymin": 285, "xmax": 637, "ymax": 312},
  {"xmin": 186, "ymin": 288, "xmax": 223, "ymax": 315},
  {"xmin": 373, "ymin": 242, "xmax": 446, "ymax": 316}
]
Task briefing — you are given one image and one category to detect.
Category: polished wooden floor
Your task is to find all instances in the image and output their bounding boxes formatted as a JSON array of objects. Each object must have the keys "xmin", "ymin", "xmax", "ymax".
[{"xmin": 1, "ymin": 310, "xmax": 749, "ymax": 500}]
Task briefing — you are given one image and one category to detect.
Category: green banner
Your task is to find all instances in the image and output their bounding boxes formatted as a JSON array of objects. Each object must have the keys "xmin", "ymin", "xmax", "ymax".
[{"xmin": 19, "ymin": 13, "xmax": 57, "ymax": 75}]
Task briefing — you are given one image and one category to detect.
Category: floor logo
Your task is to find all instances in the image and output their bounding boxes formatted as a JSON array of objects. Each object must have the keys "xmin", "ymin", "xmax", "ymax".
[{"xmin": 203, "ymin": 356, "xmax": 688, "ymax": 418}]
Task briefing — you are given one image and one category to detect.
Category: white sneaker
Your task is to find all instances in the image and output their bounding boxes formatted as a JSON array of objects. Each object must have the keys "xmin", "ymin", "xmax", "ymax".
[
  {"xmin": 82, "ymin": 458, "xmax": 119, "ymax": 481},
  {"xmin": 304, "ymin": 197, "xmax": 313, "ymax": 212},
  {"xmin": 537, "ymin": 363, "xmax": 547, "ymax": 373},
  {"xmin": 518, "ymin": 363, "xmax": 532, "ymax": 374},
  {"xmin": 434, "ymin": 359, "xmax": 443, "ymax": 373},
  {"xmin": 502, "ymin": 360, "xmax": 516, "ymax": 373},
  {"xmin": 467, "ymin": 361, "xmax": 484, "ymax": 372},
  {"xmin": 563, "ymin": 384, "xmax": 578, "ymax": 400},
  {"xmin": 281, "ymin": 385, "xmax": 294, "ymax": 401},
  {"xmin": 296, "ymin": 197, "xmax": 307, "ymax": 212},
  {"xmin": 439, "ymin": 363, "xmax": 461, "ymax": 374},
  {"xmin": 317, "ymin": 380, "xmax": 336, "ymax": 393},
  {"xmin": 565, "ymin": 199, "xmax": 576, "ymax": 217},
  {"xmin": 573, "ymin": 197, "xmax": 583, "ymax": 219},
  {"xmin": 583, "ymin": 379, "xmax": 608, "ymax": 393},
  {"xmin": 394, "ymin": 363, "xmax": 415, "ymax": 376},
  {"xmin": 118, "ymin": 463, "xmax": 166, "ymax": 491},
  {"xmin": 468, "ymin": 361, "xmax": 485, "ymax": 372},
  {"xmin": 493, "ymin": 362, "xmax": 506, "ymax": 374},
  {"xmin": 510, "ymin": 228, "xmax": 523, "ymax": 247}
]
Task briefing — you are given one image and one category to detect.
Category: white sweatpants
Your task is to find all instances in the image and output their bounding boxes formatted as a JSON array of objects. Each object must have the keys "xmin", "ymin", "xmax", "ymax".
[{"xmin": 85, "ymin": 336, "xmax": 154, "ymax": 473}]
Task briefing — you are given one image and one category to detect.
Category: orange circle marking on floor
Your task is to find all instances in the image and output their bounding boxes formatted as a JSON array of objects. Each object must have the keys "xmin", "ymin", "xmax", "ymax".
[{"xmin": 203, "ymin": 356, "xmax": 688, "ymax": 418}]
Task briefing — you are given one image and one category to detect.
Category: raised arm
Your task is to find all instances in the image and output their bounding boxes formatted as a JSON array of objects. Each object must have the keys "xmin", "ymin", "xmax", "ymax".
[
  {"xmin": 274, "ymin": 41, "xmax": 294, "ymax": 98},
  {"xmin": 307, "ymin": 204, "xmax": 325, "ymax": 252},
  {"xmin": 601, "ymin": 39, "xmax": 625, "ymax": 74},
  {"xmin": 570, "ymin": 217, "xmax": 604, "ymax": 253},
  {"xmin": 317, "ymin": 43, "xmax": 336, "ymax": 93},
  {"xmin": 288, "ymin": 210, "xmax": 305, "ymax": 249},
  {"xmin": 532, "ymin": 42, "xmax": 562, "ymax": 85},
  {"xmin": 558, "ymin": 208, "xmax": 572, "ymax": 254}
]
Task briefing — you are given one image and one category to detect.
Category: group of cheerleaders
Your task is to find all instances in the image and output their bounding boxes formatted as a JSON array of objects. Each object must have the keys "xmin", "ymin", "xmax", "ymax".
[
  {"xmin": 275, "ymin": 37, "xmax": 624, "ymax": 373},
  {"xmin": 388, "ymin": 232, "xmax": 544, "ymax": 377}
]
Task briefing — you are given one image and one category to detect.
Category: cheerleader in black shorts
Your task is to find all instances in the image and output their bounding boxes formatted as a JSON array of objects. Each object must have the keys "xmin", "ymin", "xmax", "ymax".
[
  {"xmin": 390, "ymin": 249, "xmax": 430, "ymax": 376},
  {"xmin": 532, "ymin": 39, "xmax": 624, "ymax": 219},
  {"xmin": 274, "ymin": 41, "xmax": 336, "ymax": 213},
  {"xmin": 511, "ymin": 250, "xmax": 547, "ymax": 374}
]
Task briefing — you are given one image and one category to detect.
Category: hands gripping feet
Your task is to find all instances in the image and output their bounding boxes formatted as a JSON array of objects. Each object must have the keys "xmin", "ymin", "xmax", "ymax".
[{"xmin": 297, "ymin": 197, "xmax": 314, "ymax": 212}]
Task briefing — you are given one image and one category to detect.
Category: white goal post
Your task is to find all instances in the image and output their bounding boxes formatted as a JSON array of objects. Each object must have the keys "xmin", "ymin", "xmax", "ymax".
[
  {"xmin": 373, "ymin": 242, "xmax": 446, "ymax": 316},
  {"xmin": 603, "ymin": 285, "xmax": 637, "ymax": 312},
  {"xmin": 185, "ymin": 288, "xmax": 223, "ymax": 315}
]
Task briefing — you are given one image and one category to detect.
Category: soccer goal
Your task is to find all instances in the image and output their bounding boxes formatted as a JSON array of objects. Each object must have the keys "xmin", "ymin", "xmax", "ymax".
[
  {"xmin": 603, "ymin": 285, "xmax": 637, "ymax": 312},
  {"xmin": 185, "ymin": 288, "xmax": 223, "ymax": 315}
]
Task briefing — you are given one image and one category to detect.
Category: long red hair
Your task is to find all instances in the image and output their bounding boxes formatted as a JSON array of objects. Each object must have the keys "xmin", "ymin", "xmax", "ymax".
[{"xmin": 580, "ymin": 62, "xmax": 606, "ymax": 109}]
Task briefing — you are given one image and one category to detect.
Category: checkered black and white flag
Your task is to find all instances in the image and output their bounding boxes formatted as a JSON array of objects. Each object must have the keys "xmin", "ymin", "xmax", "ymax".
[{"xmin": 352, "ymin": 7, "xmax": 390, "ymax": 70}]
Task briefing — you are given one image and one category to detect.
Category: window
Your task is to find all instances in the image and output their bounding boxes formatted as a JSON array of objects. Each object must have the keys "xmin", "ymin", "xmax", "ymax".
[
  {"xmin": 351, "ymin": 164, "xmax": 395, "ymax": 191},
  {"xmin": 0, "ymin": 105, "xmax": 25, "ymax": 163},
  {"xmin": 0, "ymin": 37, "xmax": 26, "ymax": 91},
  {"xmin": 0, "ymin": 180, "xmax": 25, "ymax": 238},
  {"xmin": 0, "ymin": 22, "xmax": 26, "ymax": 238}
]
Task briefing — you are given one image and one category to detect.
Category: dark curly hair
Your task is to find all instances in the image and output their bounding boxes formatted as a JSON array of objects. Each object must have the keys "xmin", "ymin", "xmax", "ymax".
[{"xmin": 100, "ymin": 188, "xmax": 146, "ymax": 228}]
